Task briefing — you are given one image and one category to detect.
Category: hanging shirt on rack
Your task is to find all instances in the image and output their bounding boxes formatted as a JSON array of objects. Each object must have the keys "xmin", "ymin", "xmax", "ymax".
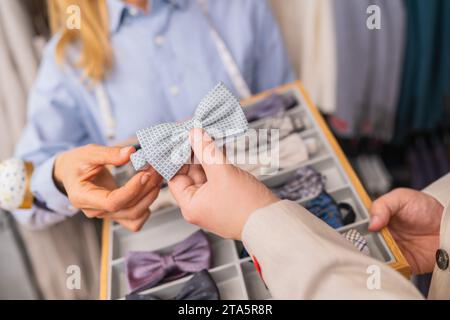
[
  {"xmin": 270, "ymin": 0, "xmax": 337, "ymax": 114},
  {"xmin": 331, "ymin": 0, "xmax": 406, "ymax": 142},
  {"xmin": 395, "ymin": 0, "xmax": 450, "ymax": 141}
]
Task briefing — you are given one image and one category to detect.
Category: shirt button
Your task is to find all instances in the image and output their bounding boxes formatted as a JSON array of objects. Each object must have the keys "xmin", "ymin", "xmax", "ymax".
[
  {"xmin": 169, "ymin": 86, "xmax": 180, "ymax": 96},
  {"xmin": 436, "ymin": 249, "xmax": 449, "ymax": 270},
  {"xmin": 155, "ymin": 36, "xmax": 166, "ymax": 46},
  {"xmin": 128, "ymin": 7, "xmax": 139, "ymax": 16}
]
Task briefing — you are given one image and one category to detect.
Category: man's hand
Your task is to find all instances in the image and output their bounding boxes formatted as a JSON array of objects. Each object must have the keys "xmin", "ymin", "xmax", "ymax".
[
  {"xmin": 369, "ymin": 188, "xmax": 444, "ymax": 274},
  {"xmin": 168, "ymin": 129, "xmax": 279, "ymax": 240},
  {"xmin": 54, "ymin": 144, "xmax": 162, "ymax": 231}
]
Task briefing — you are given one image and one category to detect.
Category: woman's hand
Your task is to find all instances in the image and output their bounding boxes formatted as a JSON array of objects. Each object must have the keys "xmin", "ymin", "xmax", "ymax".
[
  {"xmin": 168, "ymin": 129, "xmax": 279, "ymax": 240},
  {"xmin": 369, "ymin": 188, "xmax": 444, "ymax": 274},
  {"xmin": 54, "ymin": 144, "xmax": 162, "ymax": 231}
]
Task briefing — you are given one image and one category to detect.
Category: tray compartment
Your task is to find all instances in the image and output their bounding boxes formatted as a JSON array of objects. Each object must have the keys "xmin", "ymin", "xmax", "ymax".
[
  {"xmin": 297, "ymin": 186, "xmax": 370, "ymax": 228},
  {"xmin": 262, "ymin": 158, "xmax": 347, "ymax": 195},
  {"xmin": 339, "ymin": 222, "xmax": 394, "ymax": 263},
  {"xmin": 241, "ymin": 261, "xmax": 271, "ymax": 300},
  {"xmin": 112, "ymin": 209, "xmax": 197, "ymax": 260},
  {"xmin": 105, "ymin": 84, "xmax": 404, "ymax": 300},
  {"xmin": 115, "ymin": 265, "xmax": 247, "ymax": 300}
]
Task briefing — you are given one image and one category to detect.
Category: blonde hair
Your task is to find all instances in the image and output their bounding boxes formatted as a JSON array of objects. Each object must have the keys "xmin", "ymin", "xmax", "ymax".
[{"xmin": 48, "ymin": 0, "xmax": 112, "ymax": 81}]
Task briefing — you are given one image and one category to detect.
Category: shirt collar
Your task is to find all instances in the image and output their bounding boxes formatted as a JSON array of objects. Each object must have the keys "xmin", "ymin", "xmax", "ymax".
[{"xmin": 107, "ymin": 0, "xmax": 189, "ymax": 33}]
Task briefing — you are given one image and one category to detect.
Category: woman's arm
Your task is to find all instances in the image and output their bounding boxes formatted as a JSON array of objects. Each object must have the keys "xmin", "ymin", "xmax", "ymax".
[
  {"xmin": 13, "ymin": 43, "xmax": 91, "ymax": 229},
  {"xmin": 13, "ymin": 42, "xmax": 161, "ymax": 230}
]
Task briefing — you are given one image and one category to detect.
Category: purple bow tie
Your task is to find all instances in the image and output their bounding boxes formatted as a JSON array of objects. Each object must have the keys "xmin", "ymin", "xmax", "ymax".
[{"xmin": 126, "ymin": 230, "xmax": 211, "ymax": 292}]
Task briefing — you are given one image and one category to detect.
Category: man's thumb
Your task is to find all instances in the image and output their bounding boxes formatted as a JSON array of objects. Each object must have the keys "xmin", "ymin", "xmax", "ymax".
[
  {"xmin": 368, "ymin": 193, "xmax": 398, "ymax": 231},
  {"xmin": 189, "ymin": 128, "xmax": 228, "ymax": 176}
]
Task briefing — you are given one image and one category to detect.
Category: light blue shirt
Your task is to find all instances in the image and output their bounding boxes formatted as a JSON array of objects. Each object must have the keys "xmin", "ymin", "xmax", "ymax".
[{"xmin": 14, "ymin": 0, "xmax": 294, "ymax": 228}]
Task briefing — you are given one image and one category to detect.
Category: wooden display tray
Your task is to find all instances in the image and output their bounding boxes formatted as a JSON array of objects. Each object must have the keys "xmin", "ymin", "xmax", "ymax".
[{"xmin": 99, "ymin": 81, "xmax": 410, "ymax": 300}]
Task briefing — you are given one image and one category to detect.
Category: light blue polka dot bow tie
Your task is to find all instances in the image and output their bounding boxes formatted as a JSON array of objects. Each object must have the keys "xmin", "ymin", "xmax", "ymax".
[{"xmin": 131, "ymin": 83, "xmax": 249, "ymax": 180}]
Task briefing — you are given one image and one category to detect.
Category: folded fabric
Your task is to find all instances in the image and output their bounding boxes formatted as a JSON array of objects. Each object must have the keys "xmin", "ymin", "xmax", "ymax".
[
  {"xmin": 126, "ymin": 270, "xmax": 220, "ymax": 301},
  {"xmin": 244, "ymin": 93, "xmax": 298, "ymax": 122},
  {"xmin": 126, "ymin": 230, "xmax": 211, "ymax": 293},
  {"xmin": 272, "ymin": 166, "xmax": 325, "ymax": 201},
  {"xmin": 131, "ymin": 83, "xmax": 248, "ymax": 180},
  {"xmin": 343, "ymin": 229, "xmax": 371, "ymax": 256},
  {"xmin": 304, "ymin": 192, "xmax": 356, "ymax": 229},
  {"xmin": 252, "ymin": 114, "xmax": 306, "ymax": 140},
  {"xmin": 232, "ymin": 134, "xmax": 318, "ymax": 177}
]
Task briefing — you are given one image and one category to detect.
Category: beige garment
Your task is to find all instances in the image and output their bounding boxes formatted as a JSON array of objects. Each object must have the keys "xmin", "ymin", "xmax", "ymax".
[
  {"xmin": 424, "ymin": 173, "xmax": 450, "ymax": 300},
  {"xmin": 270, "ymin": 0, "xmax": 336, "ymax": 114},
  {"xmin": 19, "ymin": 214, "xmax": 101, "ymax": 299},
  {"xmin": 232, "ymin": 133, "xmax": 317, "ymax": 176},
  {"xmin": 242, "ymin": 200, "xmax": 423, "ymax": 299},
  {"xmin": 242, "ymin": 173, "xmax": 450, "ymax": 299}
]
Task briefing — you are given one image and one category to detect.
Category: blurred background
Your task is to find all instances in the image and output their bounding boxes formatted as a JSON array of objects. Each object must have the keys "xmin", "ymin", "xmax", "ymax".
[{"xmin": 0, "ymin": 0, "xmax": 449, "ymax": 299}]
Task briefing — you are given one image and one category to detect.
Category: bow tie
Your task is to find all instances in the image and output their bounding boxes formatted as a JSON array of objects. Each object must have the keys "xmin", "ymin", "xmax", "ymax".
[
  {"xmin": 271, "ymin": 166, "xmax": 326, "ymax": 201},
  {"xmin": 304, "ymin": 192, "xmax": 358, "ymax": 229},
  {"xmin": 126, "ymin": 270, "xmax": 220, "ymax": 300},
  {"xmin": 131, "ymin": 83, "xmax": 249, "ymax": 180},
  {"xmin": 343, "ymin": 229, "xmax": 371, "ymax": 256},
  {"xmin": 244, "ymin": 92, "xmax": 298, "ymax": 122},
  {"xmin": 126, "ymin": 230, "xmax": 212, "ymax": 293}
]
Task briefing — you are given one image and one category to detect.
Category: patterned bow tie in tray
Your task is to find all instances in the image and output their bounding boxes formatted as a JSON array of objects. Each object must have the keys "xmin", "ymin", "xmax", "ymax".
[{"xmin": 131, "ymin": 83, "xmax": 249, "ymax": 180}]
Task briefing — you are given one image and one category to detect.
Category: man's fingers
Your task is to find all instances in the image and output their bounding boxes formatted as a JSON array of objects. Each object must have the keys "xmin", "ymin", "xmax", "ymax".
[
  {"xmin": 168, "ymin": 174, "xmax": 198, "ymax": 209},
  {"xmin": 188, "ymin": 163, "xmax": 207, "ymax": 185},
  {"xmin": 84, "ymin": 144, "xmax": 136, "ymax": 167},
  {"xmin": 189, "ymin": 128, "xmax": 229, "ymax": 177},
  {"xmin": 369, "ymin": 189, "xmax": 411, "ymax": 231}
]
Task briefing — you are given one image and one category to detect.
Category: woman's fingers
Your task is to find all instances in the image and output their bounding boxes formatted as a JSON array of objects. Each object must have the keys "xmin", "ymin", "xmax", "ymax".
[
  {"xmin": 107, "ymin": 187, "xmax": 160, "ymax": 220},
  {"xmin": 117, "ymin": 172, "xmax": 162, "ymax": 209},
  {"xmin": 113, "ymin": 210, "xmax": 151, "ymax": 232},
  {"xmin": 72, "ymin": 171, "xmax": 158, "ymax": 213},
  {"xmin": 84, "ymin": 144, "xmax": 136, "ymax": 167},
  {"xmin": 83, "ymin": 209, "xmax": 106, "ymax": 219}
]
